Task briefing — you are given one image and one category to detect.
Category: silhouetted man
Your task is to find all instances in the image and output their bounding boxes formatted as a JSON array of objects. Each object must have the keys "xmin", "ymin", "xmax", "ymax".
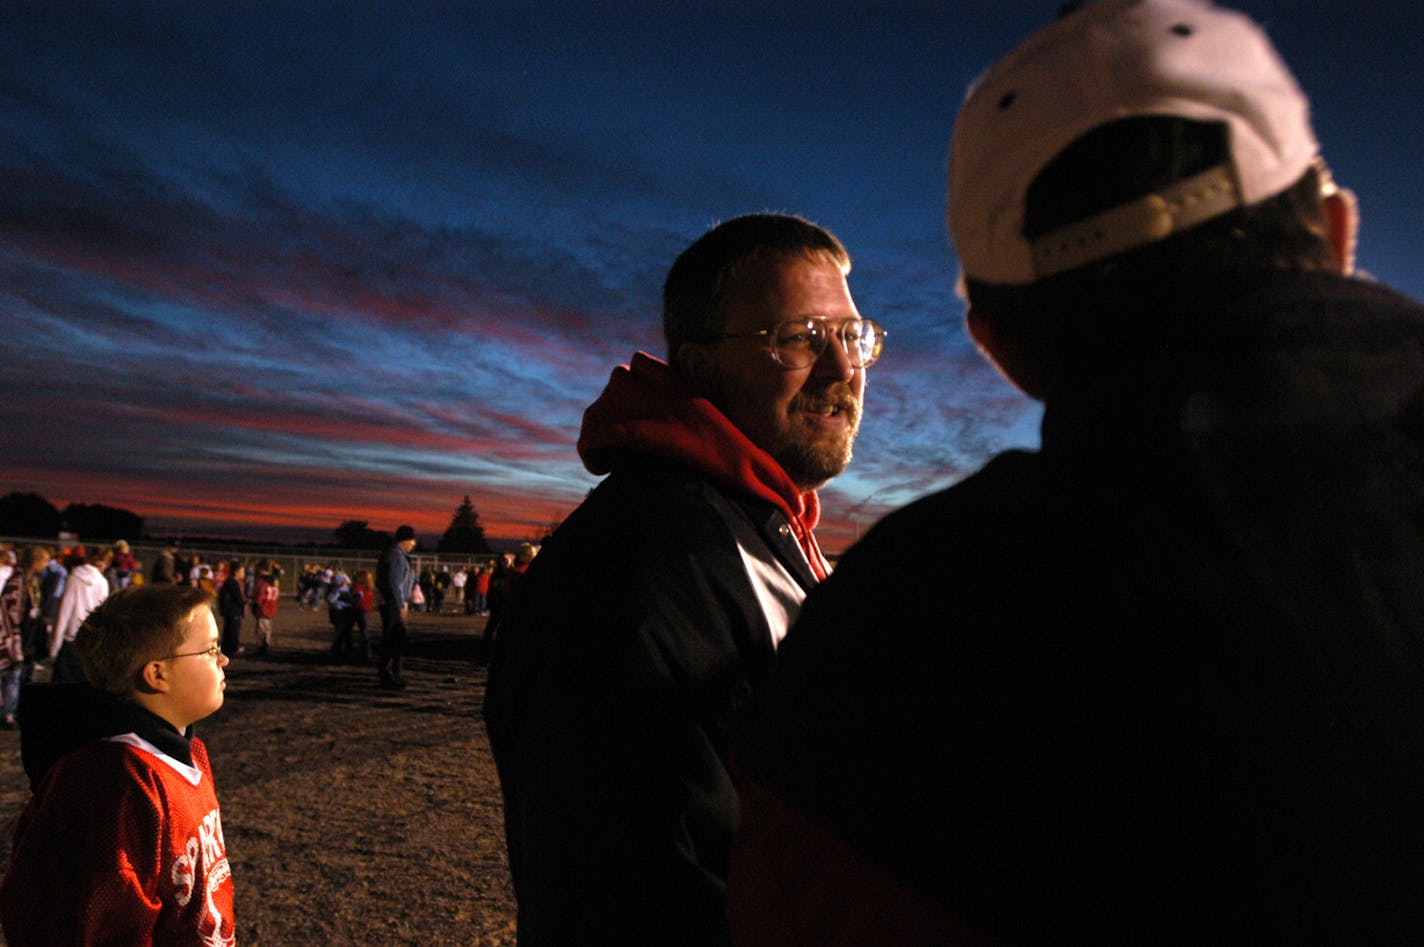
[{"xmin": 731, "ymin": 2, "xmax": 1424, "ymax": 943}]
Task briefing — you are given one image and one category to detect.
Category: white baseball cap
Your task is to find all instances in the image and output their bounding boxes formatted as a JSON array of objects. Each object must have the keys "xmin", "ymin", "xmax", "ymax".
[{"xmin": 948, "ymin": 0, "xmax": 1320, "ymax": 285}]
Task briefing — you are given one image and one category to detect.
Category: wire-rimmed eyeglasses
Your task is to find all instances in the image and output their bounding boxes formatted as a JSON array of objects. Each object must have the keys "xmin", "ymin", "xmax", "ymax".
[
  {"xmin": 704, "ymin": 317, "xmax": 886, "ymax": 369},
  {"xmin": 162, "ymin": 644, "xmax": 224, "ymax": 661}
]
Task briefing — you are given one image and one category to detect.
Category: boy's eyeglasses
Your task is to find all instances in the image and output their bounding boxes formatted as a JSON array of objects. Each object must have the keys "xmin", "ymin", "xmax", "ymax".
[
  {"xmin": 704, "ymin": 317, "xmax": 886, "ymax": 369},
  {"xmin": 163, "ymin": 644, "xmax": 224, "ymax": 661}
]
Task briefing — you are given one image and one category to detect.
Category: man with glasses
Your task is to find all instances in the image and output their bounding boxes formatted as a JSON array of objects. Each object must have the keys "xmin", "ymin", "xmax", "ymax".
[
  {"xmin": 484, "ymin": 213, "xmax": 881, "ymax": 946},
  {"xmin": 730, "ymin": 2, "xmax": 1424, "ymax": 943}
]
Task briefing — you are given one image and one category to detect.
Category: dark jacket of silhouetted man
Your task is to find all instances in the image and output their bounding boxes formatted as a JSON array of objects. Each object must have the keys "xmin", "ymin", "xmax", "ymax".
[{"xmin": 730, "ymin": 2, "xmax": 1424, "ymax": 944}]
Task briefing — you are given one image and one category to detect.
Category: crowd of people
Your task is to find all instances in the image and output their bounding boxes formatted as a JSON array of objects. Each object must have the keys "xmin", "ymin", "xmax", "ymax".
[
  {"xmin": 0, "ymin": 529, "xmax": 532, "ymax": 940},
  {"xmin": 295, "ymin": 558, "xmax": 504, "ymax": 619},
  {"xmin": 1, "ymin": 541, "xmax": 126, "ymax": 729},
  {"xmin": 0, "ymin": 537, "xmax": 527, "ymax": 727},
  {"xmin": 0, "ymin": 542, "xmax": 278, "ymax": 730},
  {"xmin": 4, "ymin": 2, "xmax": 1424, "ymax": 942}
]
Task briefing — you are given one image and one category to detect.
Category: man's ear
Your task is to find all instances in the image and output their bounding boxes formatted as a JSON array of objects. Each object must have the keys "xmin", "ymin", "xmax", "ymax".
[
  {"xmin": 1323, "ymin": 188, "xmax": 1359, "ymax": 276},
  {"xmin": 675, "ymin": 341, "xmax": 717, "ymax": 394},
  {"xmin": 966, "ymin": 306, "xmax": 1055, "ymax": 401}
]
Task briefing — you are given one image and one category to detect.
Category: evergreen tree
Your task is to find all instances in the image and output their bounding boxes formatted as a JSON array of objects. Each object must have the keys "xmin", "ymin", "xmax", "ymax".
[{"xmin": 438, "ymin": 496, "xmax": 491, "ymax": 554}]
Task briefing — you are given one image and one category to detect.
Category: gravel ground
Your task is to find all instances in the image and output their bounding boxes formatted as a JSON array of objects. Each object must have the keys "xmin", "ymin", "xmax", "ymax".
[{"xmin": 0, "ymin": 604, "xmax": 517, "ymax": 945}]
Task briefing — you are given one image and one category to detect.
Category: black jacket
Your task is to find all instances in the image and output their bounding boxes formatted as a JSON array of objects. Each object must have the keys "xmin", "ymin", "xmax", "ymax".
[
  {"xmin": 736, "ymin": 272, "xmax": 1424, "ymax": 944},
  {"xmin": 217, "ymin": 577, "xmax": 245, "ymax": 620},
  {"xmin": 19, "ymin": 683, "xmax": 194, "ymax": 792},
  {"xmin": 485, "ymin": 456, "xmax": 818, "ymax": 946}
]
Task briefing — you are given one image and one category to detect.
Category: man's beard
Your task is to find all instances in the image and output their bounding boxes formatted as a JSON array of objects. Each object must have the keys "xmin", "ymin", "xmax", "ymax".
[
  {"xmin": 770, "ymin": 384, "xmax": 860, "ymax": 491},
  {"xmin": 707, "ymin": 374, "xmax": 862, "ymax": 492}
]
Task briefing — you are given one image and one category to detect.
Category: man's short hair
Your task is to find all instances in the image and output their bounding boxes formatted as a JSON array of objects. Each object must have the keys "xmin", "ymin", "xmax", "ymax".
[
  {"xmin": 663, "ymin": 213, "xmax": 851, "ymax": 359},
  {"xmin": 74, "ymin": 584, "xmax": 214, "ymax": 696}
]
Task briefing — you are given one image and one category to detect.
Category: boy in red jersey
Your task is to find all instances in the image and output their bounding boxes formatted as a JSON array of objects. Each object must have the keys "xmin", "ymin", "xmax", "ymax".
[{"xmin": 0, "ymin": 584, "xmax": 236, "ymax": 945}]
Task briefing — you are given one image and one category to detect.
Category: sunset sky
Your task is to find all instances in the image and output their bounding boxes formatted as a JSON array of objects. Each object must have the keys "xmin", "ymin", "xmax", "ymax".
[{"xmin": 3, "ymin": 1, "xmax": 1420, "ymax": 551}]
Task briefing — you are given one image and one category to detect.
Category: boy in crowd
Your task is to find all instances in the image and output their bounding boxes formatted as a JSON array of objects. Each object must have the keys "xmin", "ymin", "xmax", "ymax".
[{"xmin": 0, "ymin": 584, "xmax": 237, "ymax": 945}]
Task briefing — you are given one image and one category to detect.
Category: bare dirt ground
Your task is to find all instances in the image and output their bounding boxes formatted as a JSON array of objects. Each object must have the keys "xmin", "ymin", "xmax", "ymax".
[{"xmin": 0, "ymin": 604, "xmax": 517, "ymax": 945}]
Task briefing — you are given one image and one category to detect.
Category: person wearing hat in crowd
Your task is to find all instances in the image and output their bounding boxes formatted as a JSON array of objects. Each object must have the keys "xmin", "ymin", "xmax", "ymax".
[
  {"xmin": 729, "ymin": 2, "xmax": 1424, "ymax": 943},
  {"xmin": 375, "ymin": 525, "xmax": 417, "ymax": 688},
  {"xmin": 484, "ymin": 213, "xmax": 881, "ymax": 946}
]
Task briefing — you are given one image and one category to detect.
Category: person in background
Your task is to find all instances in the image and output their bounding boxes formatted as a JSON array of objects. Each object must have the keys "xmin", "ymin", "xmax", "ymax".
[
  {"xmin": 729, "ymin": 2, "xmax": 1424, "ymax": 943},
  {"xmin": 38, "ymin": 550, "xmax": 65, "ymax": 633},
  {"xmin": 416, "ymin": 565, "xmax": 435, "ymax": 614},
  {"xmin": 485, "ymin": 212, "xmax": 879, "ymax": 945},
  {"xmin": 251, "ymin": 561, "xmax": 280, "ymax": 658},
  {"xmin": 349, "ymin": 569, "xmax": 376, "ymax": 663},
  {"xmin": 216, "ymin": 560, "xmax": 246, "ymax": 657},
  {"xmin": 0, "ymin": 547, "xmax": 50, "ymax": 729},
  {"xmin": 149, "ymin": 541, "xmax": 178, "ymax": 585},
  {"xmin": 470, "ymin": 563, "xmax": 491, "ymax": 616},
  {"xmin": 50, "ymin": 545, "xmax": 112, "ymax": 683},
  {"xmin": 375, "ymin": 526, "xmax": 417, "ymax": 689},
  {"xmin": 450, "ymin": 563, "xmax": 467, "ymax": 612},
  {"xmin": 295, "ymin": 563, "xmax": 318, "ymax": 610},
  {"xmin": 326, "ymin": 569, "xmax": 356, "ymax": 660},
  {"xmin": 480, "ymin": 555, "xmax": 511, "ymax": 653},
  {"xmin": 190, "ymin": 557, "xmax": 214, "ymax": 594},
  {"xmin": 108, "ymin": 540, "xmax": 139, "ymax": 590},
  {"xmin": 432, "ymin": 566, "xmax": 452, "ymax": 615}
]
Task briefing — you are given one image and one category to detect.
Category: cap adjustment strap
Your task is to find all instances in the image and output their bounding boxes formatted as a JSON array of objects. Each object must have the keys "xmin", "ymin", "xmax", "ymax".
[{"xmin": 1028, "ymin": 162, "xmax": 1242, "ymax": 278}]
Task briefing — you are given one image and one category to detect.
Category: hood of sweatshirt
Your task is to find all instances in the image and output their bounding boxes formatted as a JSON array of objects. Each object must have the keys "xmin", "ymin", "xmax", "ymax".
[
  {"xmin": 66, "ymin": 563, "xmax": 107, "ymax": 595},
  {"xmin": 578, "ymin": 352, "xmax": 830, "ymax": 579},
  {"xmin": 18, "ymin": 683, "xmax": 193, "ymax": 791}
]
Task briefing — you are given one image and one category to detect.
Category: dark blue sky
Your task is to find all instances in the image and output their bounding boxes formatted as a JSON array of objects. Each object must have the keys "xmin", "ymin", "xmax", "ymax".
[{"xmin": 2, "ymin": 1, "xmax": 1419, "ymax": 549}]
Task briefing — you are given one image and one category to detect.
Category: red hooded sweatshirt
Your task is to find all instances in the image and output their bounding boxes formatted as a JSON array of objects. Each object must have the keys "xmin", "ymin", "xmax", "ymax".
[{"xmin": 577, "ymin": 352, "xmax": 831, "ymax": 580}]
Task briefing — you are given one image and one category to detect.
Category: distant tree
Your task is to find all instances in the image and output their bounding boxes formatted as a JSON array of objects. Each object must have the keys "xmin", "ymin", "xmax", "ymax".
[
  {"xmin": 62, "ymin": 503, "xmax": 145, "ymax": 542},
  {"xmin": 333, "ymin": 519, "xmax": 391, "ymax": 550},
  {"xmin": 438, "ymin": 496, "xmax": 491, "ymax": 555},
  {"xmin": 0, "ymin": 492, "xmax": 62, "ymax": 538}
]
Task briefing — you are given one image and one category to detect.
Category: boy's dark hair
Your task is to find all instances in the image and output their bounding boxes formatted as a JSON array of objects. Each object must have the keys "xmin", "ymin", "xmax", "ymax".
[
  {"xmin": 663, "ymin": 213, "xmax": 851, "ymax": 360},
  {"xmin": 966, "ymin": 116, "xmax": 1336, "ymax": 349},
  {"xmin": 74, "ymin": 585, "xmax": 215, "ymax": 696}
]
